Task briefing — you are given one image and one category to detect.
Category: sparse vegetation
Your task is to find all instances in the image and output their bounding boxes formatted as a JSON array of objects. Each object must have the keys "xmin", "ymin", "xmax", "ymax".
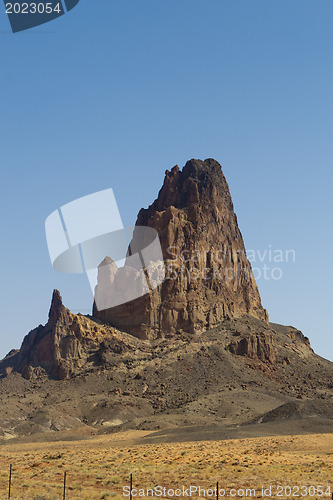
[{"xmin": 0, "ymin": 432, "xmax": 332, "ymax": 499}]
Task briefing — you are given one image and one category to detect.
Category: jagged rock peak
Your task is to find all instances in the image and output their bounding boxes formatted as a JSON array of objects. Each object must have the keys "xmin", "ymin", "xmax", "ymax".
[
  {"xmin": 99, "ymin": 256, "xmax": 115, "ymax": 266},
  {"xmin": 1, "ymin": 290, "xmax": 119, "ymax": 380},
  {"xmin": 94, "ymin": 158, "xmax": 268, "ymax": 338},
  {"xmin": 48, "ymin": 289, "xmax": 63, "ymax": 318},
  {"xmin": 48, "ymin": 289, "xmax": 69, "ymax": 325},
  {"xmin": 140, "ymin": 158, "xmax": 232, "ymax": 215}
]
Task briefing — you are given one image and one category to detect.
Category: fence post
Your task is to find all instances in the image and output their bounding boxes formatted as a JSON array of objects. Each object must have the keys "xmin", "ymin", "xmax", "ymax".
[
  {"xmin": 8, "ymin": 464, "xmax": 12, "ymax": 499},
  {"xmin": 130, "ymin": 473, "xmax": 133, "ymax": 500},
  {"xmin": 63, "ymin": 471, "xmax": 67, "ymax": 500}
]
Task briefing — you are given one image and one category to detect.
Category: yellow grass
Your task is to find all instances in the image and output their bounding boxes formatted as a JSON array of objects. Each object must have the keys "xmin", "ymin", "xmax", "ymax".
[{"xmin": 0, "ymin": 432, "xmax": 332, "ymax": 499}]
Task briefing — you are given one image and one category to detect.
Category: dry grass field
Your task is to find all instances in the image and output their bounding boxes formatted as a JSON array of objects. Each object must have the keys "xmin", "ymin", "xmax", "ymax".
[{"xmin": 0, "ymin": 432, "xmax": 332, "ymax": 499}]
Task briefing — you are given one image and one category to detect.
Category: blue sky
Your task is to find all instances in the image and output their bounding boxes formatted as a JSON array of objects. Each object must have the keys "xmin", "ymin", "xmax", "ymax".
[{"xmin": 0, "ymin": 0, "xmax": 332, "ymax": 360}]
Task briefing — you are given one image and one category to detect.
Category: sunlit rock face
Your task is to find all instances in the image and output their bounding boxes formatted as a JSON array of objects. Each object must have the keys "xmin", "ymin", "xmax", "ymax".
[{"xmin": 93, "ymin": 158, "xmax": 268, "ymax": 339}]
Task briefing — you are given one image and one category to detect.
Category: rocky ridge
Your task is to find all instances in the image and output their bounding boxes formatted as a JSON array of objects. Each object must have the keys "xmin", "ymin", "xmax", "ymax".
[
  {"xmin": 0, "ymin": 290, "xmax": 332, "ymax": 440},
  {"xmin": 0, "ymin": 290, "xmax": 121, "ymax": 381}
]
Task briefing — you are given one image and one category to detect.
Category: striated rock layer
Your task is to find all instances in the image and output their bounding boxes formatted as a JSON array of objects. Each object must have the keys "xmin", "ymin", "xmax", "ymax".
[{"xmin": 94, "ymin": 159, "xmax": 268, "ymax": 338}]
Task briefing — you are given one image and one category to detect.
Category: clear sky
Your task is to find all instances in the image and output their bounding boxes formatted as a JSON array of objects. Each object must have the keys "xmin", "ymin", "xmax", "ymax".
[{"xmin": 1, "ymin": 1, "xmax": 332, "ymax": 361}]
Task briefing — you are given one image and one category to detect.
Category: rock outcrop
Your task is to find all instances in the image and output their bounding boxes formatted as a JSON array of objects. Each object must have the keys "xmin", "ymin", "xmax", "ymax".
[
  {"xmin": 0, "ymin": 306, "xmax": 328, "ymax": 438},
  {"xmin": 227, "ymin": 332, "xmax": 276, "ymax": 364},
  {"xmin": 0, "ymin": 290, "xmax": 118, "ymax": 380},
  {"xmin": 94, "ymin": 158, "xmax": 268, "ymax": 338},
  {"xmin": 0, "ymin": 158, "xmax": 331, "ymax": 440}
]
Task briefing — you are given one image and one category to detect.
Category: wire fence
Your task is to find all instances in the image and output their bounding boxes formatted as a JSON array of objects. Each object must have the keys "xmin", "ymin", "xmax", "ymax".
[
  {"xmin": 3, "ymin": 464, "xmax": 333, "ymax": 500},
  {"xmin": 4, "ymin": 468, "xmax": 226, "ymax": 500}
]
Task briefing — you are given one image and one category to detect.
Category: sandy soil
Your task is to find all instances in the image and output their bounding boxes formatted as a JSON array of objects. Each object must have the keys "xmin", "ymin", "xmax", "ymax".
[{"xmin": 0, "ymin": 432, "xmax": 332, "ymax": 499}]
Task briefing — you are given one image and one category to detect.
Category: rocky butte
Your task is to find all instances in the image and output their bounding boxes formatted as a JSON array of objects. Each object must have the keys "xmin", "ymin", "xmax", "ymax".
[
  {"xmin": 0, "ymin": 158, "xmax": 332, "ymax": 439},
  {"xmin": 93, "ymin": 158, "xmax": 268, "ymax": 339}
]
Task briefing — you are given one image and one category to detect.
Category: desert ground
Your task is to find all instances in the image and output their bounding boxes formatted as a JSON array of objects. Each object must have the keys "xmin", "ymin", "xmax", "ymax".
[{"xmin": 0, "ymin": 431, "xmax": 331, "ymax": 499}]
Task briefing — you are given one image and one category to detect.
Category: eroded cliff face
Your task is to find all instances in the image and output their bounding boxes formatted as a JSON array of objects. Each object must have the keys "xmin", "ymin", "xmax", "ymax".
[
  {"xmin": 93, "ymin": 159, "xmax": 268, "ymax": 338},
  {"xmin": 1, "ymin": 290, "xmax": 119, "ymax": 380}
]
